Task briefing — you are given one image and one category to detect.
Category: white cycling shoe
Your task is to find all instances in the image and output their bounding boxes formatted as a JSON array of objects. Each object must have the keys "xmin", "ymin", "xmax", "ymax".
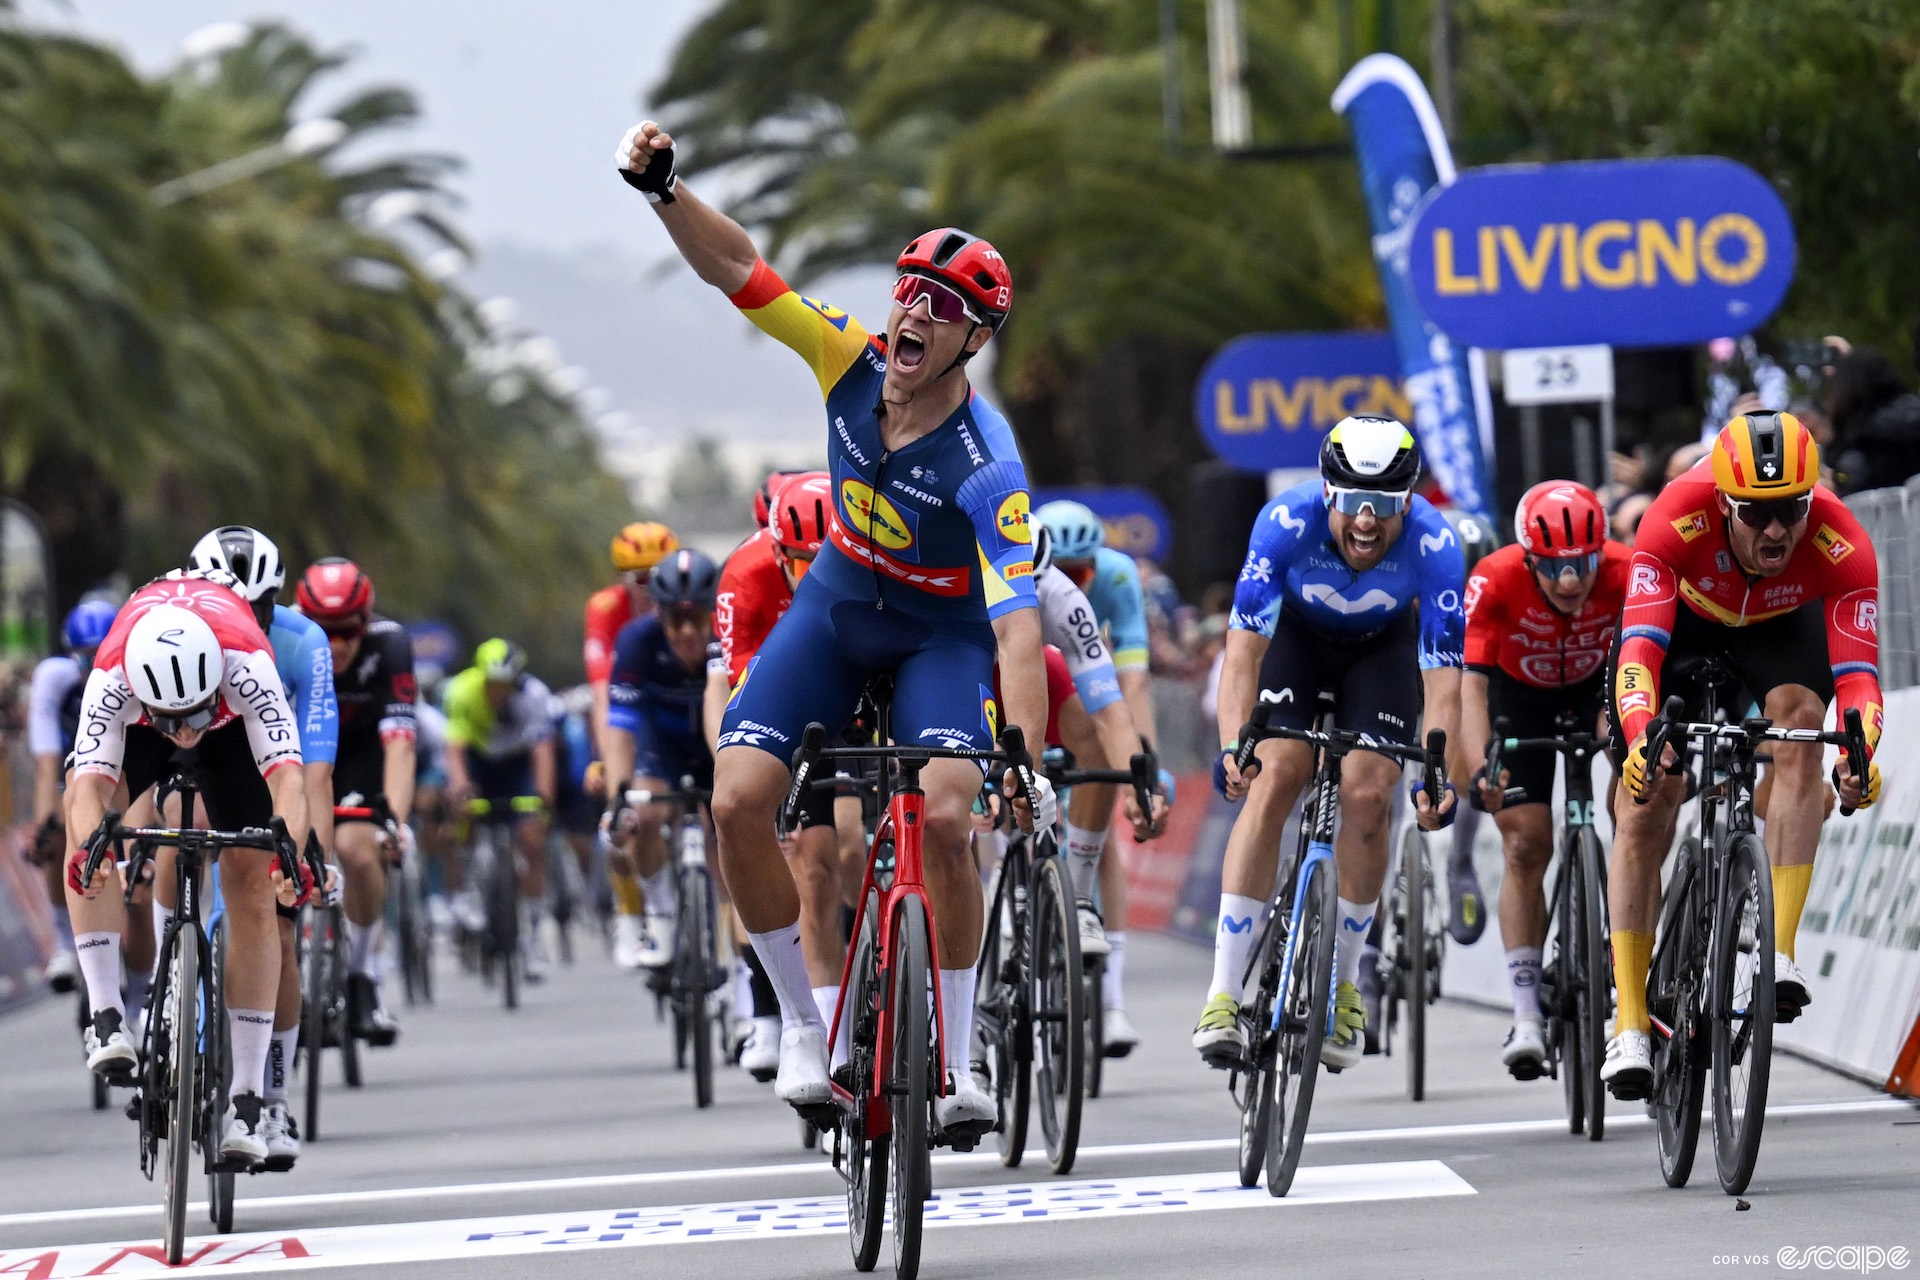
[
  {"xmin": 261, "ymin": 1100, "xmax": 301, "ymax": 1170},
  {"xmin": 635, "ymin": 913, "xmax": 674, "ymax": 968},
  {"xmin": 741, "ymin": 1017, "xmax": 781, "ymax": 1083},
  {"xmin": 936, "ymin": 1072, "xmax": 996, "ymax": 1137},
  {"xmin": 611, "ymin": 915, "xmax": 646, "ymax": 969},
  {"xmin": 1774, "ymin": 952, "xmax": 1811, "ymax": 1023},
  {"xmin": 220, "ymin": 1095, "xmax": 269, "ymax": 1168},
  {"xmin": 84, "ymin": 1008, "xmax": 137, "ymax": 1076},
  {"xmin": 1076, "ymin": 902, "xmax": 1111, "ymax": 959},
  {"xmin": 1502, "ymin": 1018, "xmax": 1548, "ymax": 1081},
  {"xmin": 1602, "ymin": 1030, "xmax": 1653, "ymax": 1100},
  {"xmin": 1103, "ymin": 1007, "xmax": 1139, "ymax": 1058},
  {"xmin": 774, "ymin": 1023, "xmax": 831, "ymax": 1108}
]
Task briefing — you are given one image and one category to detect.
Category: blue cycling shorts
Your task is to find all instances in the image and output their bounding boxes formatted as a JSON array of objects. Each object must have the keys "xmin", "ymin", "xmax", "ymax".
[
  {"xmin": 718, "ymin": 577, "xmax": 999, "ymax": 765},
  {"xmin": 632, "ymin": 717, "xmax": 714, "ymax": 792}
]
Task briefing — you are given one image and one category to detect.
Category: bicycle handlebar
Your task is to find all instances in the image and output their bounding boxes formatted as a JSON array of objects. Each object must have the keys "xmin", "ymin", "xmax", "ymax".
[
  {"xmin": 84, "ymin": 811, "xmax": 298, "ymax": 888},
  {"xmin": 779, "ymin": 720, "xmax": 1042, "ymax": 832},
  {"xmin": 1233, "ymin": 689, "xmax": 1445, "ymax": 779},
  {"xmin": 1480, "ymin": 717, "xmax": 1612, "ymax": 809},
  {"xmin": 1639, "ymin": 695, "xmax": 1870, "ymax": 815},
  {"xmin": 1044, "ymin": 751, "xmax": 1157, "ymax": 824}
]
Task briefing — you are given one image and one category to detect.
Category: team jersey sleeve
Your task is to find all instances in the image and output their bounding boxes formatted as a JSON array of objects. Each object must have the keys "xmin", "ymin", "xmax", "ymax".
[
  {"xmin": 1614, "ymin": 536, "xmax": 1683, "ymax": 746},
  {"xmin": 605, "ymin": 622, "xmax": 648, "ymax": 736},
  {"xmin": 1462, "ymin": 558, "xmax": 1505, "ymax": 674},
  {"xmin": 375, "ymin": 628, "xmax": 419, "ymax": 744},
  {"xmin": 1230, "ymin": 494, "xmax": 1319, "ymax": 638},
  {"xmin": 225, "ymin": 649, "xmax": 304, "ymax": 778},
  {"xmin": 1411, "ymin": 505, "xmax": 1467, "ymax": 670},
  {"xmin": 1813, "ymin": 502, "xmax": 1885, "ymax": 753},
  {"xmin": 714, "ymin": 555, "xmax": 772, "ymax": 686},
  {"xmin": 954, "ymin": 459, "xmax": 1039, "ymax": 621},
  {"xmin": 1037, "ymin": 569, "xmax": 1123, "ymax": 714},
  {"xmin": 1095, "ymin": 551, "xmax": 1150, "ymax": 671},
  {"xmin": 583, "ymin": 589, "xmax": 624, "ymax": 684},
  {"xmin": 27, "ymin": 657, "xmax": 78, "ymax": 757},
  {"xmin": 70, "ymin": 667, "xmax": 141, "ymax": 781},
  {"xmin": 278, "ymin": 617, "xmax": 339, "ymax": 766},
  {"xmin": 728, "ymin": 259, "xmax": 875, "ymax": 398},
  {"xmin": 442, "ymin": 670, "xmax": 487, "ymax": 749},
  {"xmin": 519, "ymin": 677, "xmax": 556, "ymax": 743}
]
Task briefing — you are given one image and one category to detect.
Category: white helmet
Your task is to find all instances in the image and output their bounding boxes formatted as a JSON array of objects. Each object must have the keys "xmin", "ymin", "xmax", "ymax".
[
  {"xmin": 189, "ymin": 526, "xmax": 285, "ymax": 605},
  {"xmin": 125, "ymin": 604, "xmax": 224, "ymax": 712}
]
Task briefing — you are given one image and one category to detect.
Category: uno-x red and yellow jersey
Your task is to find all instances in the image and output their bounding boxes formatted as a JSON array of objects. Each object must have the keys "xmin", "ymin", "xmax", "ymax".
[{"xmin": 728, "ymin": 259, "xmax": 1036, "ymax": 641}]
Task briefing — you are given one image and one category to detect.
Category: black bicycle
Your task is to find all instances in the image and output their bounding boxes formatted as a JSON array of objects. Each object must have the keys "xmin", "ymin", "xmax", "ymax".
[
  {"xmin": 77, "ymin": 780, "xmax": 302, "ymax": 1264},
  {"xmin": 1227, "ymin": 690, "xmax": 1444, "ymax": 1197},
  {"xmin": 464, "ymin": 796, "xmax": 543, "ymax": 1010},
  {"xmin": 1377, "ymin": 807, "xmax": 1444, "ymax": 1101},
  {"xmin": 1483, "ymin": 712, "xmax": 1613, "ymax": 1139},
  {"xmin": 1640, "ymin": 673, "xmax": 1867, "ymax": 1194}
]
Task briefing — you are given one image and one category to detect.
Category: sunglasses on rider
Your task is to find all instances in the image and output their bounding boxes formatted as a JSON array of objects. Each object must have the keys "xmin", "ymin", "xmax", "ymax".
[
  {"xmin": 149, "ymin": 701, "xmax": 218, "ymax": 737},
  {"xmin": 662, "ymin": 605, "xmax": 710, "ymax": 631},
  {"xmin": 319, "ymin": 618, "xmax": 367, "ymax": 641},
  {"xmin": 1530, "ymin": 550, "xmax": 1602, "ymax": 580},
  {"xmin": 891, "ymin": 273, "xmax": 984, "ymax": 325},
  {"xmin": 1727, "ymin": 494, "xmax": 1813, "ymax": 530},
  {"xmin": 1324, "ymin": 485, "xmax": 1412, "ymax": 518}
]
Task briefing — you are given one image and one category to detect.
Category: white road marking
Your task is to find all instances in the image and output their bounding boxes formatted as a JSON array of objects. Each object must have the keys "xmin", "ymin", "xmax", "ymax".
[
  {"xmin": 0, "ymin": 1097, "xmax": 1900, "ymax": 1231},
  {"xmin": 0, "ymin": 1162, "xmax": 1474, "ymax": 1276}
]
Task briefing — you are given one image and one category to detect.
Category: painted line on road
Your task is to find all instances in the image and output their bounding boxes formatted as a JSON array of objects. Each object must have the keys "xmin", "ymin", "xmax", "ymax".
[
  {"xmin": 1, "ymin": 1096, "xmax": 1901, "ymax": 1231},
  {"xmin": 0, "ymin": 1162, "xmax": 1474, "ymax": 1276}
]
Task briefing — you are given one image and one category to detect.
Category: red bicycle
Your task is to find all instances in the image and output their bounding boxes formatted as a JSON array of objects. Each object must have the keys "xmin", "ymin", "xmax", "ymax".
[{"xmin": 782, "ymin": 702, "xmax": 1041, "ymax": 1280}]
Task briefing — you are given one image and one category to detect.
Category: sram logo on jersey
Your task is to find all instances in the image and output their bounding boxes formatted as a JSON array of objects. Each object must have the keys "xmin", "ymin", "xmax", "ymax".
[
  {"xmin": 1813, "ymin": 523, "xmax": 1855, "ymax": 564},
  {"xmin": 1671, "ymin": 511, "xmax": 1711, "ymax": 542}
]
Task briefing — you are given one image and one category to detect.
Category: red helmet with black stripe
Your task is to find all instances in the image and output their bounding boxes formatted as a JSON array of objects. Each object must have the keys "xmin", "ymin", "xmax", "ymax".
[
  {"xmin": 896, "ymin": 228, "xmax": 1012, "ymax": 327},
  {"xmin": 1515, "ymin": 481, "xmax": 1606, "ymax": 557},
  {"xmin": 770, "ymin": 471, "xmax": 831, "ymax": 555},
  {"xmin": 296, "ymin": 557, "xmax": 374, "ymax": 623}
]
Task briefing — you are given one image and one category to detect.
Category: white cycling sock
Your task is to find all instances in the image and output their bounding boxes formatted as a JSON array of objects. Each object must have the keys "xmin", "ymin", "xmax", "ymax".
[
  {"xmin": 228, "ymin": 1008, "xmax": 275, "ymax": 1098},
  {"xmin": 1062, "ymin": 821, "xmax": 1106, "ymax": 902},
  {"xmin": 1336, "ymin": 898, "xmax": 1375, "ymax": 988},
  {"xmin": 265, "ymin": 1027, "xmax": 299, "ymax": 1102},
  {"xmin": 75, "ymin": 932, "xmax": 123, "ymax": 1018},
  {"xmin": 345, "ymin": 917, "xmax": 383, "ymax": 979},
  {"xmin": 1103, "ymin": 931, "xmax": 1127, "ymax": 1011},
  {"xmin": 732, "ymin": 959, "xmax": 755, "ymax": 1023},
  {"xmin": 813, "ymin": 985, "xmax": 850, "ymax": 1070},
  {"xmin": 748, "ymin": 923, "xmax": 823, "ymax": 1033},
  {"xmin": 939, "ymin": 967, "xmax": 977, "ymax": 1079},
  {"xmin": 1507, "ymin": 946, "xmax": 1544, "ymax": 1023},
  {"xmin": 1208, "ymin": 894, "xmax": 1266, "ymax": 1001},
  {"xmin": 641, "ymin": 866, "xmax": 677, "ymax": 918}
]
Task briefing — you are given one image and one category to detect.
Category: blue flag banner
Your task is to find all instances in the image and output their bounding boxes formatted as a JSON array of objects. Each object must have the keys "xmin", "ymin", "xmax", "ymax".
[
  {"xmin": 1332, "ymin": 54, "xmax": 1495, "ymax": 524},
  {"xmin": 1033, "ymin": 486, "xmax": 1174, "ymax": 561},
  {"xmin": 1194, "ymin": 332, "xmax": 1409, "ymax": 473},
  {"xmin": 1407, "ymin": 157, "xmax": 1796, "ymax": 350}
]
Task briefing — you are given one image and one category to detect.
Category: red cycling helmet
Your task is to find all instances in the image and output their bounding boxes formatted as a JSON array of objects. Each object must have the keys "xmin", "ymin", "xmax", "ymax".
[
  {"xmin": 896, "ymin": 228, "xmax": 1012, "ymax": 327},
  {"xmin": 753, "ymin": 468, "xmax": 810, "ymax": 529},
  {"xmin": 296, "ymin": 557, "xmax": 375, "ymax": 623},
  {"xmin": 771, "ymin": 472, "xmax": 832, "ymax": 555},
  {"xmin": 1515, "ymin": 481, "xmax": 1607, "ymax": 557}
]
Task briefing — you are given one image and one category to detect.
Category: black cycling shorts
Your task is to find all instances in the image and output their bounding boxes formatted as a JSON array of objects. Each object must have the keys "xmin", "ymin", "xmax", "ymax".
[
  {"xmin": 1482, "ymin": 671, "xmax": 1605, "ymax": 805},
  {"xmin": 331, "ymin": 739, "xmax": 387, "ymax": 819},
  {"xmin": 1255, "ymin": 607, "xmax": 1424, "ymax": 754},
  {"xmin": 123, "ymin": 721, "xmax": 273, "ymax": 832},
  {"xmin": 1604, "ymin": 603, "xmax": 1834, "ymax": 766}
]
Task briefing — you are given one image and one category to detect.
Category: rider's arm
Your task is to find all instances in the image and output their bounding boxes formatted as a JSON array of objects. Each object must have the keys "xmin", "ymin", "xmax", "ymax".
[
  {"xmin": 375, "ymin": 625, "xmax": 419, "ymax": 823},
  {"xmin": 1217, "ymin": 491, "xmax": 1313, "ymax": 752},
  {"xmin": 957, "ymin": 461, "xmax": 1045, "ymax": 743},
  {"xmin": 27, "ymin": 658, "xmax": 76, "ymax": 825},
  {"xmin": 1614, "ymin": 548, "xmax": 1682, "ymax": 748},
  {"xmin": 1817, "ymin": 500, "xmax": 1885, "ymax": 756},
  {"xmin": 1459, "ymin": 561, "xmax": 1504, "ymax": 787},
  {"xmin": 702, "ymin": 665, "xmax": 731, "ymax": 758},
  {"xmin": 584, "ymin": 589, "xmax": 623, "ymax": 763},
  {"xmin": 532, "ymin": 738, "xmax": 557, "ymax": 809},
  {"xmin": 64, "ymin": 771, "xmax": 116, "ymax": 874},
  {"xmin": 1215, "ymin": 628, "xmax": 1268, "ymax": 753},
  {"xmin": 267, "ymin": 759, "xmax": 311, "ymax": 852},
  {"xmin": 602, "ymin": 726, "xmax": 638, "ymax": 800},
  {"xmin": 1038, "ymin": 568, "xmax": 1126, "ymax": 718},
  {"xmin": 441, "ymin": 670, "xmax": 482, "ymax": 796},
  {"xmin": 1412, "ymin": 502, "xmax": 1467, "ymax": 807},
  {"xmin": 383, "ymin": 739, "xmax": 417, "ymax": 827},
  {"xmin": 1459, "ymin": 671, "xmax": 1496, "ymax": 796},
  {"xmin": 603, "ymin": 624, "xmax": 648, "ymax": 791},
  {"xmin": 634, "ymin": 153, "xmax": 759, "ymax": 295},
  {"xmin": 992, "ymin": 608, "xmax": 1048, "ymax": 751}
]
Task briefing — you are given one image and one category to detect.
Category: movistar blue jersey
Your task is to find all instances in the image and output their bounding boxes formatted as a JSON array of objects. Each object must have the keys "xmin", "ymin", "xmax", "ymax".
[
  {"xmin": 728, "ymin": 259, "xmax": 1037, "ymax": 648},
  {"xmin": 1078, "ymin": 547, "xmax": 1150, "ymax": 671},
  {"xmin": 268, "ymin": 603, "xmax": 339, "ymax": 765},
  {"xmin": 1229, "ymin": 483, "xmax": 1466, "ymax": 670}
]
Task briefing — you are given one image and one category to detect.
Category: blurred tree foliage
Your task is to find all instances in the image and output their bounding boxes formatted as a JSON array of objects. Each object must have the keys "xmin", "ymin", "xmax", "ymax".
[
  {"xmin": 0, "ymin": 14, "xmax": 633, "ymax": 680},
  {"xmin": 652, "ymin": 0, "xmax": 1920, "ymax": 585}
]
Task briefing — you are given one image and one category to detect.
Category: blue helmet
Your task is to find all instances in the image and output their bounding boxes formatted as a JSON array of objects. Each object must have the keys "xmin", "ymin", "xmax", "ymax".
[
  {"xmin": 1036, "ymin": 500, "xmax": 1104, "ymax": 562},
  {"xmin": 62, "ymin": 600, "xmax": 118, "ymax": 653}
]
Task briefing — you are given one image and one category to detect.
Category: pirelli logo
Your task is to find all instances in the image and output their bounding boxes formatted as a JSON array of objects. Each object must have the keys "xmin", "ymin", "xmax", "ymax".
[
  {"xmin": 1671, "ymin": 511, "xmax": 1710, "ymax": 542},
  {"xmin": 1813, "ymin": 523, "xmax": 1854, "ymax": 564}
]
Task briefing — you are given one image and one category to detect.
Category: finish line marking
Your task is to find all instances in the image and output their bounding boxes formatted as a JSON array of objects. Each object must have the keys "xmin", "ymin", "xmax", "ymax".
[
  {"xmin": 0, "ymin": 1162, "xmax": 1473, "ymax": 1276},
  {"xmin": 1, "ymin": 1097, "xmax": 1900, "ymax": 1231}
]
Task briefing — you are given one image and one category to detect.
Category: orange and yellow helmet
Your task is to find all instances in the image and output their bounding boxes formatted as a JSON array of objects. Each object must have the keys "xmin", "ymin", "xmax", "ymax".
[
  {"xmin": 610, "ymin": 521, "xmax": 680, "ymax": 573},
  {"xmin": 1711, "ymin": 411, "xmax": 1820, "ymax": 500}
]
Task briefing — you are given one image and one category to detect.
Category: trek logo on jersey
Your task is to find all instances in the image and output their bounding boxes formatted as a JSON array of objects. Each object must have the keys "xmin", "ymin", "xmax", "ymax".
[
  {"xmin": 1671, "ymin": 511, "xmax": 1711, "ymax": 542},
  {"xmin": 1813, "ymin": 523, "xmax": 1855, "ymax": 564},
  {"xmin": 1616, "ymin": 661, "xmax": 1655, "ymax": 716},
  {"xmin": 840, "ymin": 480, "xmax": 918, "ymax": 554},
  {"xmin": 996, "ymin": 492, "xmax": 1032, "ymax": 544},
  {"xmin": 800, "ymin": 296, "xmax": 850, "ymax": 331},
  {"xmin": 827, "ymin": 520, "xmax": 970, "ymax": 596}
]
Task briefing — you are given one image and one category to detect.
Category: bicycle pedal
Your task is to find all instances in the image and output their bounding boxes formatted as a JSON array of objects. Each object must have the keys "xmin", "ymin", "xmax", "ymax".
[
  {"xmin": 796, "ymin": 1102, "xmax": 838, "ymax": 1132},
  {"xmin": 947, "ymin": 1135, "xmax": 980, "ymax": 1153}
]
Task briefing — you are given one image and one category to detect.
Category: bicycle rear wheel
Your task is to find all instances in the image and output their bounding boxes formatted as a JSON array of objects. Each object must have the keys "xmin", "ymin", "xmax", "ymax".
[
  {"xmin": 1652, "ymin": 844, "xmax": 1707, "ymax": 1188},
  {"xmin": 1401, "ymin": 824, "xmax": 1429, "ymax": 1102},
  {"xmin": 1577, "ymin": 827, "xmax": 1611, "ymax": 1142},
  {"xmin": 975, "ymin": 862, "xmax": 1029, "ymax": 1168},
  {"xmin": 208, "ymin": 922, "xmax": 235, "ymax": 1233},
  {"xmin": 846, "ymin": 890, "xmax": 887, "ymax": 1273},
  {"xmin": 683, "ymin": 869, "xmax": 715, "ymax": 1110},
  {"xmin": 1235, "ymin": 912, "xmax": 1284, "ymax": 1188},
  {"xmin": 164, "ymin": 927, "xmax": 201, "ymax": 1265},
  {"xmin": 1712, "ymin": 833, "xmax": 1775, "ymax": 1194},
  {"xmin": 1265, "ymin": 853, "xmax": 1336, "ymax": 1197},
  {"xmin": 889, "ymin": 894, "xmax": 934, "ymax": 1280},
  {"xmin": 1031, "ymin": 855, "xmax": 1085, "ymax": 1175}
]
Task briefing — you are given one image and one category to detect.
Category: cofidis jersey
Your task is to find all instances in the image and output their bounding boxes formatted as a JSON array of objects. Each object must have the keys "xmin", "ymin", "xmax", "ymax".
[{"xmin": 728, "ymin": 260, "xmax": 1037, "ymax": 645}]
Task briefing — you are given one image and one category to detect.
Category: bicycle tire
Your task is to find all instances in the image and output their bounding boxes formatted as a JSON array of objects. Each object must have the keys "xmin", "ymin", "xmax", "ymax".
[
  {"xmin": 1577, "ymin": 826, "xmax": 1610, "ymax": 1142},
  {"xmin": 164, "ymin": 927, "xmax": 200, "ymax": 1265},
  {"xmin": 1554, "ymin": 845, "xmax": 1585, "ymax": 1136},
  {"xmin": 1083, "ymin": 956, "xmax": 1104, "ymax": 1100},
  {"xmin": 975, "ymin": 862, "xmax": 1029, "ymax": 1168},
  {"xmin": 81, "ymin": 990, "xmax": 109, "ymax": 1111},
  {"xmin": 1236, "ymin": 912, "xmax": 1284, "ymax": 1188},
  {"xmin": 1403, "ymin": 823, "xmax": 1428, "ymax": 1102},
  {"xmin": 487, "ymin": 833, "xmax": 520, "ymax": 1011},
  {"xmin": 889, "ymin": 893, "xmax": 934, "ymax": 1280},
  {"xmin": 1652, "ymin": 844, "xmax": 1707, "ymax": 1188},
  {"xmin": 300, "ymin": 911, "xmax": 326, "ymax": 1142},
  {"xmin": 684, "ymin": 869, "xmax": 715, "ymax": 1110},
  {"xmin": 397, "ymin": 863, "xmax": 421, "ymax": 1007},
  {"xmin": 1265, "ymin": 853, "xmax": 1337, "ymax": 1197},
  {"xmin": 1712, "ymin": 833, "xmax": 1775, "ymax": 1195},
  {"xmin": 1031, "ymin": 855, "xmax": 1085, "ymax": 1175},
  {"xmin": 208, "ymin": 922, "xmax": 235, "ymax": 1234},
  {"xmin": 847, "ymin": 890, "xmax": 887, "ymax": 1273},
  {"xmin": 335, "ymin": 910, "xmax": 362, "ymax": 1088}
]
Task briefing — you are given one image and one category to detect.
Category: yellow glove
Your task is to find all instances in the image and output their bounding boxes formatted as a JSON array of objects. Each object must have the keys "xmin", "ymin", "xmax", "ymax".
[
  {"xmin": 1622, "ymin": 734, "xmax": 1656, "ymax": 801},
  {"xmin": 1834, "ymin": 759, "xmax": 1882, "ymax": 810}
]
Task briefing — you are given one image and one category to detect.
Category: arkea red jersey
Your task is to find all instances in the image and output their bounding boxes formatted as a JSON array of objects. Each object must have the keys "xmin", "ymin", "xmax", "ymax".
[
  {"xmin": 583, "ymin": 584, "xmax": 636, "ymax": 685},
  {"xmin": 1465, "ymin": 542, "xmax": 1630, "ymax": 689},
  {"xmin": 715, "ymin": 530, "xmax": 794, "ymax": 687},
  {"xmin": 1615, "ymin": 461, "xmax": 1882, "ymax": 748}
]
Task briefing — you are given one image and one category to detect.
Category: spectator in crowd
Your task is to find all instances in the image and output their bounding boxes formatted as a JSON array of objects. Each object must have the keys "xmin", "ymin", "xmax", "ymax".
[
  {"xmin": 1826, "ymin": 348, "xmax": 1920, "ymax": 495},
  {"xmin": 1610, "ymin": 491, "xmax": 1654, "ymax": 547}
]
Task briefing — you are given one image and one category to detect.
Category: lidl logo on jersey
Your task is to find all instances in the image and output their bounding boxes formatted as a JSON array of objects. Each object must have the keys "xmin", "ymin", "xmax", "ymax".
[
  {"xmin": 980, "ymin": 685, "xmax": 999, "ymax": 743},
  {"xmin": 996, "ymin": 492, "xmax": 1032, "ymax": 544},
  {"xmin": 1813, "ymin": 523, "xmax": 1854, "ymax": 564},
  {"xmin": 801, "ymin": 296, "xmax": 851, "ymax": 331},
  {"xmin": 840, "ymin": 480, "xmax": 918, "ymax": 556},
  {"xmin": 1671, "ymin": 511, "xmax": 1710, "ymax": 542}
]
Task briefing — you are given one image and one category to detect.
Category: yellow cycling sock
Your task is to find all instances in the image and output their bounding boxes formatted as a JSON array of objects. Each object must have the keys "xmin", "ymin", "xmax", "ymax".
[
  {"xmin": 611, "ymin": 871, "xmax": 643, "ymax": 918},
  {"xmin": 1773, "ymin": 863, "xmax": 1813, "ymax": 961},
  {"xmin": 1611, "ymin": 930, "xmax": 1654, "ymax": 1036}
]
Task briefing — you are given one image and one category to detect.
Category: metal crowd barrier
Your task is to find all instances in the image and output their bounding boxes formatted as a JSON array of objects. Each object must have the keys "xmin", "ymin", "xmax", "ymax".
[{"xmin": 1845, "ymin": 482, "xmax": 1920, "ymax": 691}]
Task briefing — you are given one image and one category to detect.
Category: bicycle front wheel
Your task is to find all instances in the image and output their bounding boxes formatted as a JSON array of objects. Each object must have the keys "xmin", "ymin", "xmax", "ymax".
[
  {"xmin": 333, "ymin": 908, "xmax": 362, "ymax": 1089},
  {"xmin": 889, "ymin": 894, "xmax": 934, "ymax": 1280},
  {"xmin": 1402, "ymin": 823, "xmax": 1429, "ymax": 1102},
  {"xmin": 300, "ymin": 911, "xmax": 326, "ymax": 1142},
  {"xmin": 1711, "ymin": 833, "xmax": 1775, "ymax": 1195},
  {"xmin": 207, "ymin": 922, "xmax": 235, "ymax": 1234},
  {"xmin": 683, "ymin": 869, "xmax": 715, "ymax": 1110},
  {"xmin": 1551, "ymin": 844, "xmax": 1585, "ymax": 1136},
  {"xmin": 846, "ymin": 890, "xmax": 887, "ymax": 1273},
  {"xmin": 1265, "ymin": 853, "xmax": 1336, "ymax": 1197},
  {"xmin": 1652, "ymin": 843, "xmax": 1707, "ymax": 1188},
  {"xmin": 1577, "ymin": 827, "xmax": 1611, "ymax": 1142},
  {"xmin": 1030, "ymin": 855, "xmax": 1085, "ymax": 1175},
  {"xmin": 1236, "ymin": 912, "xmax": 1284, "ymax": 1188},
  {"xmin": 164, "ymin": 927, "xmax": 201, "ymax": 1265}
]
